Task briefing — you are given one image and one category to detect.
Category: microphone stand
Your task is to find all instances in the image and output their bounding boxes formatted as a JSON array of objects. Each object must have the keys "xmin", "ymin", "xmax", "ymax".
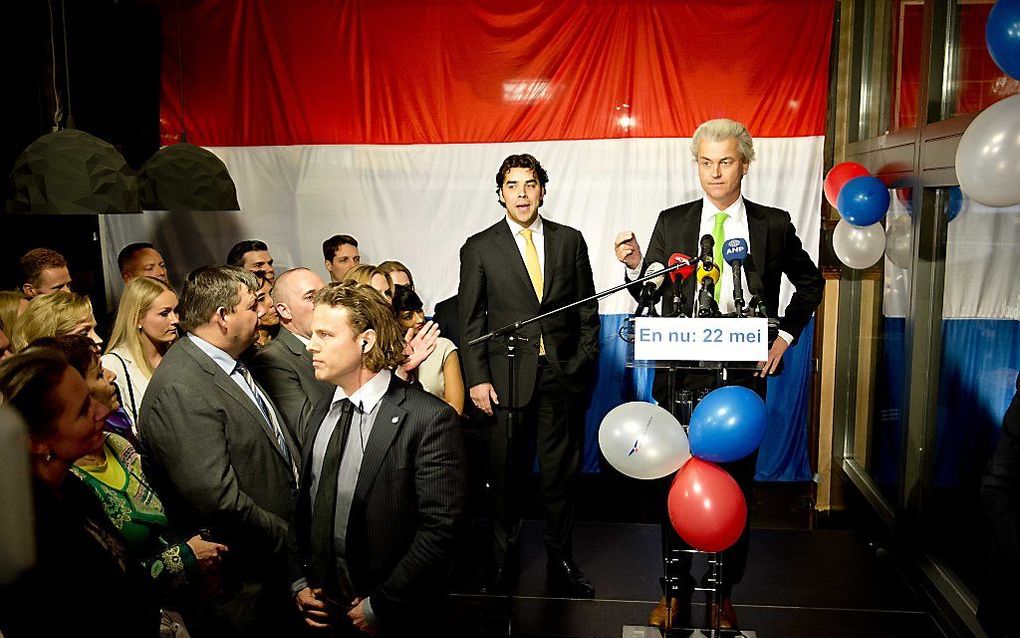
[{"xmin": 467, "ymin": 261, "xmax": 688, "ymax": 636}]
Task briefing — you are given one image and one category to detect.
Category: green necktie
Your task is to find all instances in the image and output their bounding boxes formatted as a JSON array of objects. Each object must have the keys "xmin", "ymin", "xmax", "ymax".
[{"xmin": 712, "ymin": 212, "xmax": 728, "ymax": 301}]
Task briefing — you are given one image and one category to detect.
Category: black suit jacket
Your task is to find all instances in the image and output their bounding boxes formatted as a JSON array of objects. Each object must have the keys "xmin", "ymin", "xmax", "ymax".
[
  {"xmin": 458, "ymin": 217, "xmax": 601, "ymax": 407},
  {"xmin": 432, "ymin": 295, "xmax": 460, "ymax": 348},
  {"xmin": 290, "ymin": 375, "xmax": 467, "ymax": 626},
  {"xmin": 247, "ymin": 328, "xmax": 335, "ymax": 446},
  {"xmin": 639, "ymin": 198, "xmax": 823, "ymax": 342},
  {"xmin": 138, "ymin": 336, "xmax": 299, "ymax": 576}
]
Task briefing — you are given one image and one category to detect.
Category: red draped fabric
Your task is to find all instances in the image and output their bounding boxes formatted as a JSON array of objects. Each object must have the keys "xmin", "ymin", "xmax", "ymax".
[{"xmin": 160, "ymin": 0, "xmax": 835, "ymax": 146}]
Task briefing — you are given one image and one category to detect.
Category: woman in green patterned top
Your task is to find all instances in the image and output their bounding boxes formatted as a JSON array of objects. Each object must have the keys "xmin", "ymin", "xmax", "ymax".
[{"xmin": 29, "ymin": 335, "xmax": 229, "ymax": 591}]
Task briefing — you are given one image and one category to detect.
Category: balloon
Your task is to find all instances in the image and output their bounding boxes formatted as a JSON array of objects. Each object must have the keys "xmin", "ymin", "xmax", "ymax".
[
  {"xmin": 956, "ymin": 94, "xmax": 1020, "ymax": 207},
  {"xmin": 598, "ymin": 402, "xmax": 691, "ymax": 480},
  {"xmin": 837, "ymin": 176, "xmax": 891, "ymax": 226},
  {"xmin": 833, "ymin": 219, "xmax": 886, "ymax": 269},
  {"xmin": 946, "ymin": 186, "xmax": 966, "ymax": 222},
  {"xmin": 987, "ymin": 0, "xmax": 1020, "ymax": 80},
  {"xmin": 884, "ymin": 214, "xmax": 912, "ymax": 269},
  {"xmin": 668, "ymin": 458, "xmax": 747, "ymax": 552},
  {"xmin": 823, "ymin": 162, "xmax": 870, "ymax": 209},
  {"xmin": 688, "ymin": 386, "xmax": 767, "ymax": 463}
]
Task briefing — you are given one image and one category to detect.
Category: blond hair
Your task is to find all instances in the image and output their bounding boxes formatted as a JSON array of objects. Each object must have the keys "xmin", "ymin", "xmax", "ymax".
[
  {"xmin": 690, "ymin": 118, "xmax": 756, "ymax": 163},
  {"xmin": 343, "ymin": 264, "xmax": 392, "ymax": 290},
  {"xmin": 0, "ymin": 290, "xmax": 22, "ymax": 334},
  {"xmin": 106, "ymin": 276, "xmax": 177, "ymax": 378},
  {"xmin": 313, "ymin": 282, "xmax": 407, "ymax": 372},
  {"xmin": 12, "ymin": 291, "xmax": 94, "ymax": 352}
]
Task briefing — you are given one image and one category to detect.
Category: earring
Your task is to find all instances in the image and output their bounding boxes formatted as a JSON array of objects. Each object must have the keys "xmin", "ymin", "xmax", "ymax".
[
  {"xmin": 137, "ymin": 325, "xmax": 143, "ymax": 330},
  {"xmin": 43, "ymin": 451, "xmax": 55, "ymax": 462}
]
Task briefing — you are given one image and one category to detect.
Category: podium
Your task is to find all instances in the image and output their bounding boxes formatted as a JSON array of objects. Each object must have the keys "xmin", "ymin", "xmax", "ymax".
[{"xmin": 624, "ymin": 317, "xmax": 765, "ymax": 638}]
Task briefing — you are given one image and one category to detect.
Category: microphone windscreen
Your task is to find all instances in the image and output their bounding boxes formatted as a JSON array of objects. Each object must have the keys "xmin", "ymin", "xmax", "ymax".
[
  {"xmin": 722, "ymin": 238, "xmax": 749, "ymax": 264},
  {"xmin": 668, "ymin": 253, "xmax": 696, "ymax": 282},
  {"xmin": 644, "ymin": 262, "xmax": 666, "ymax": 289},
  {"xmin": 699, "ymin": 234, "xmax": 715, "ymax": 258},
  {"xmin": 697, "ymin": 262, "xmax": 721, "ymax": 284}
]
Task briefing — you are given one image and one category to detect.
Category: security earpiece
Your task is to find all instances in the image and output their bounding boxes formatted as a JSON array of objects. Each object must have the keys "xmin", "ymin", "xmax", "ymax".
[{"xmin": 361, "ymin": 340, "xmax": 368, "ymax": 351}]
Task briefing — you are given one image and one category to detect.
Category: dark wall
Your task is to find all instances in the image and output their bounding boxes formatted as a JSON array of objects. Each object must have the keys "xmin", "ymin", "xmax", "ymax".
[{"xmin": 1, "ymin": 0, "xmax": 162, "ymax": 322}]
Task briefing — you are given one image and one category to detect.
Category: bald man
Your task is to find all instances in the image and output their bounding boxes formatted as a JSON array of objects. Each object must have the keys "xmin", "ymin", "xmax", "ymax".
[{"xmin": 248, "ymin": 268, "xmax": 334, "ymax": 444}]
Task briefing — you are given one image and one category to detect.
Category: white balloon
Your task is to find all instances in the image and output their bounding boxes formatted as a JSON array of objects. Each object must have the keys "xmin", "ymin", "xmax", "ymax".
[
  {"xmin": 955, "ymin": 94, "xmax": 1020, "ymax": 208},
  {"xmin": 598, "ymin": 402, "xmax": 691, "ymax": 480},
  {"xmin": 833, "ymin": 219, "xmax": 886, "ymax": 269},
  {"xmin": 884, "ymin": 214, "xmax": 912, "ymax": 269}
]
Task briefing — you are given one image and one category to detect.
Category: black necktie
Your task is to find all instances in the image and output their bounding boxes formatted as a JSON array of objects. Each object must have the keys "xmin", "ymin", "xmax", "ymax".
[{"xmin": 310, "ymin": 399, "xmax": 354, "ymax": 597}]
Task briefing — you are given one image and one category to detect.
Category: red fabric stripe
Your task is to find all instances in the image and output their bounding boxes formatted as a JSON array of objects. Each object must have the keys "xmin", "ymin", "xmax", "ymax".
[{"xmin": 161, "ymin": 0, "xmax": 834, "ymax": 147}]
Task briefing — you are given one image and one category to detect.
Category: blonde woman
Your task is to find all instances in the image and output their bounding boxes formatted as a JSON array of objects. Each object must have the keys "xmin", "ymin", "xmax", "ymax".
[
  {"xmin": 0, "ymin": 289, "xmax": 22, "ymax": 335},
  {"xmin": 102, "ymin": 276, "xmax": 179, "ymax": 423},
  {"xmin": 343, "ymin": 263, "xmax": 393, "ymax": 303},
  {"xmin": 11, "ymin": 290, "xmax": 101, "ymax": 352}
]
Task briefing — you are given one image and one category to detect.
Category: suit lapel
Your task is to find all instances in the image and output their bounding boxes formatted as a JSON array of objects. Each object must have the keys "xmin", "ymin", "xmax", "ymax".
[
  {"xmin": 182, "ymin": 337, "xmax": 293, "ymax": 467},
  {"xmin": 492, "ymin": 220, "xmax": 538, "ymax": 302},
  {"xmin": 541, "ymin": 219, "xmax": 556, "ymax": 303},
  {"xmin": 352, "ymin": 379, "xmax": 406, "ymax": 506},
  {"xmin": 744, "ymin": 199, "xmax": 768, "ymax": 277}
]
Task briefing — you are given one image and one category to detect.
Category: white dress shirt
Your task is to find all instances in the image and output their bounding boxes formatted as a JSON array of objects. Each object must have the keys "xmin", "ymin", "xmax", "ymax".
[{"xmin": 506, "ymin": 214, "xmax": 545, "ymax": 276}]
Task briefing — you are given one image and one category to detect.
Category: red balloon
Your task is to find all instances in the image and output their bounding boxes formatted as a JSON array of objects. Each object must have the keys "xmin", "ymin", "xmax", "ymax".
[
  {"xmin": 667, "ymin": 458, "xmax": 747, "ymax": 552},
  {"xmin": 824, "ymin": 162, "xmax": 870, "ymax": 209}
]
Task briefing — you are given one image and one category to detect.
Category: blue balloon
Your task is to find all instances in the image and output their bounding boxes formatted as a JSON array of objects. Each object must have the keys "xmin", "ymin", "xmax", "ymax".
[
  {"xmin": 688, "ymin": 386, "xmax": 767, "ymax": 463},
  {"xmin": 837, "ymin": 176, "xmax": 891, "ymax": 227},
  {"xmin": 987, "ymin": 0, "xmax": 1020, "ymax": 80},
  {"xmin": 947, "ymin": 186, "xmax": 965, "ymax": 222}
]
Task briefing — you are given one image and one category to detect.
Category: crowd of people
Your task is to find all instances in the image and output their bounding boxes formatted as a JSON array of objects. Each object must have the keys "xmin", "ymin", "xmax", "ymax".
[{"xmin": 0, "ymin": 120, "xmax": 835, "ymax": 636}]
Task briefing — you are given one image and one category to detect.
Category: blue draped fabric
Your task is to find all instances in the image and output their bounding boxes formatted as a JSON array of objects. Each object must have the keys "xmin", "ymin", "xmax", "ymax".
[
  {"xmin": 874, "ymin": 318, "xmax": 1020, "ymax": 489},
  {"xmin": 583, "ymin": 314, "xmax": 814, "ymax": 481}
]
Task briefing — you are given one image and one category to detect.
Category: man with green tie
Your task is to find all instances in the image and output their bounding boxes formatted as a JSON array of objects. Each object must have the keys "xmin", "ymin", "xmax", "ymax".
[
  {"xmin": 615, "ymin": 118, "xmax": 823, "ymax": 629},
  {"xmin": 459, "ymin": 154, "xmax": 601, "ymax": 598}
]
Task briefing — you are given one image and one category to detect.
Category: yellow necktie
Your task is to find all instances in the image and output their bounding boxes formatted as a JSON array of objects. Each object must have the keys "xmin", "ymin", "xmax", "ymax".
[
  {"xmin": 521, "ymin": 228, "xmax": 543, "ymax": 301},
  {"xmin": 521, "ymin": 228, "xmax": 545, "ymax": 355}
]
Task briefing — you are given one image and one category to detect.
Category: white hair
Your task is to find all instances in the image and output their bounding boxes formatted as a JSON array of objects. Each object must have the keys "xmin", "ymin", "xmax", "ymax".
[{"xmin": 690, "ymin": 118, "xmax": 756, "ymax": 163}]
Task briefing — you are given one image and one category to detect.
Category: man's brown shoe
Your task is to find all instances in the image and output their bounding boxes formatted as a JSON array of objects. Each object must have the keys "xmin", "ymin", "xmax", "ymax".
[
  {"xmin": 707, "ymin": 597, "xmax": 738, "ymax": 630},
  {"xmin": 648, "ymin": 596, "xmax": 681, "ymax": 630}
]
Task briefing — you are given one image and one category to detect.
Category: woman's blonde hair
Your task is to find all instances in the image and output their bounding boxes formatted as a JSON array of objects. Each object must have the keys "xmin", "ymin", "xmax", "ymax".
[
  {"xmin": 12, "ymin": 291, "xmax": 94, "ymax": 352},
  {"xmin": 106, "ymin": 276, "xmax": 177, "ymax": 379},
  {"xmin": 343, "ymin": 264, "xmax": 392, "ymax": 289},
  {"xmin": 0, "ymin": 290, "xmax": 23, "ymax": 335}
]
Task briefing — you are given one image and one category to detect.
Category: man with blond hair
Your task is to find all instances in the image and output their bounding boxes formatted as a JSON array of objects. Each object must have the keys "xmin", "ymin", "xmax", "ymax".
[
  {"xmin": 290, "ymin": 282, "xmax": 466, "ymax": 636},
  {"xmin": 616, "ymin": 118, "xmax": 823, "ymax": 629}
]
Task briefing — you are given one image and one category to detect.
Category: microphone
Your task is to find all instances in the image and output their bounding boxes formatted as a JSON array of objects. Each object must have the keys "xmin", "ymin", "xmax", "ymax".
[
  {"xmin": 696, "ymin": 261, "xmax": 721, "ymax": 318},
  {"xmin": 722, "ymin": 238, "xmax": 749, "ymax": 317},
  {"xmin": 698, "ymin": 234, "xmax": 715, "ymax": 268},
  {"xmin": 635, "ymin": 262, "xmax": 665, "ymax": 317},
  {"xmin": 742, "ymin": 258, "xmax": 770, "ymax": 319},
  {"xmin": 667, "ymin": 253, "xmax": 695, "ymax": 317}
]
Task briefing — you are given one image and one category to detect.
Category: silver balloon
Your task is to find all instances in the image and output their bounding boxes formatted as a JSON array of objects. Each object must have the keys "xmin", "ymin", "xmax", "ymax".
[
  {"xmin": 955, "ymin": 94, "xmax": 1020, "ymax": 207},
  {"xmin": 598, "ymin": 402, "xmax": 691, "ymax": 480},
  {"xmin": 884, "ymin": 214, "xmax": 912, "ymax": 269},
  {"xmin": 833, "ymin": 219, "xmax": 886, "ymax": 269}
]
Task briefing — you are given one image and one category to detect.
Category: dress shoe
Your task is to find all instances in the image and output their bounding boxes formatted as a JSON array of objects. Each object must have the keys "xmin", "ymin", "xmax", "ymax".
[
  {"xmin": 648, "ymin": 596, "xmax": 683, "ymax": 630},
  {"xmin": 481, "ymin": 559, "xmax": 518, "ymax": 594},
  {"xmin": 707, "ymin": 597, "xmax": 738, "ymax": 630},
  {"xmin": 546, "ymin": 558, "xmax": 595, "ymax": 598}
]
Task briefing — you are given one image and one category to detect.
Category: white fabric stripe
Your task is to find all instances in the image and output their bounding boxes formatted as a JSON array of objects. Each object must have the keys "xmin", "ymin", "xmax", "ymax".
[{"xmin": 101, "ymin": 137, "xmax": 823, "ymax": 316}]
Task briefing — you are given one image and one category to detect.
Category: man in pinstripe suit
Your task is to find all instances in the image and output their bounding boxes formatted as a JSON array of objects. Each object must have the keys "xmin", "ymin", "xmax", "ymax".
[{"xmin": 289, "ymin": 282, "xmax": 467, "ymax": 636}]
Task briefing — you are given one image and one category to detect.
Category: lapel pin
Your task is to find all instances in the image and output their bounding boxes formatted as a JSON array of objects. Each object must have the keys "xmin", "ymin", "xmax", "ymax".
[{"xmin": 391, "ymin": 416, "xmax": 399, "ymax": 423}]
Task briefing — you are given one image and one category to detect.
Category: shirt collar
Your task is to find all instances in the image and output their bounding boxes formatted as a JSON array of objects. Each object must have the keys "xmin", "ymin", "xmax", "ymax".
[
  {"xmin": 188, "ymin": 333, "xmax": 237, "ymax": 375},
  {"xmin": 505, "ymin": 214, "xmax": 543, "ymax": 237},
  {"xmin": 702, "ymin": 195, "xmax": 746, "ymax": 224},
  {"xmin": 330, "ymin": 368, "xmax": 391, "ymax": 414},
  {"xmin": 289, "ymin": 329, "xmax": 310, "ymax": 347}
]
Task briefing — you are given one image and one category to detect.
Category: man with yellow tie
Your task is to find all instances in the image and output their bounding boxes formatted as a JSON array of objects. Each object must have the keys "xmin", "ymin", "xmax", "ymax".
[
  {"xmin": 458, "ymin": 154, "xmax": 601, "ymax": 598},
  {"xmin": 615, "ymin": 119, "xmax": 823, "ymax": 630}
]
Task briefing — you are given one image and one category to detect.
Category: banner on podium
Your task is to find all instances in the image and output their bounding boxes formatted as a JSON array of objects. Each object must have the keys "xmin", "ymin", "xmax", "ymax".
[{"xmin": 633, "ymin": 318, "xmax": 768, "ymax": 362}]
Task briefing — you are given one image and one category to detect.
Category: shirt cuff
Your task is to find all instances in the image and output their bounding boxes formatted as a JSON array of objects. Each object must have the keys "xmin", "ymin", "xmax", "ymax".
[
  {"xmin": 776, "ymin": 330, "xmax": 794, "ymax": 346},
  {"xmin": 625, "ymin": 265, "xmax": 642, "ymax": 282},
  {"xmin": 362, "ymin": 597, "xmax": 378, "ymax": 625},
  {"xmin": 290, "ymin": 577, "xmax": 309, "ymax": 598}
]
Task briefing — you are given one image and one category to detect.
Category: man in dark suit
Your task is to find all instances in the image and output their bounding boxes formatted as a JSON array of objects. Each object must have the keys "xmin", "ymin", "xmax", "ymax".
[
  {"xmin": 249, "ymin": 267, "xmax": 334, "ymax": 444},
  {"xmin": 616, "ymin": 119, "xmax": 823, "ymax": 629},
  {"xmin": 459, "ymin": 154, "xmax": 601, "ymax": 597},
  {"xmin": 138, "ymin": 266, "xmax": 300, "ymax": 637},
  {"xmin": 290, "ymin": 282, "xmax": 466, "ymax": 636}
]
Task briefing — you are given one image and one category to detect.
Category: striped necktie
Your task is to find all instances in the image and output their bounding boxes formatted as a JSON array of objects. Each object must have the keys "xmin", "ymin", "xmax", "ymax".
[{"xmin": 235, "ymin": 362, "xmax": 293, "ymax": 466}]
